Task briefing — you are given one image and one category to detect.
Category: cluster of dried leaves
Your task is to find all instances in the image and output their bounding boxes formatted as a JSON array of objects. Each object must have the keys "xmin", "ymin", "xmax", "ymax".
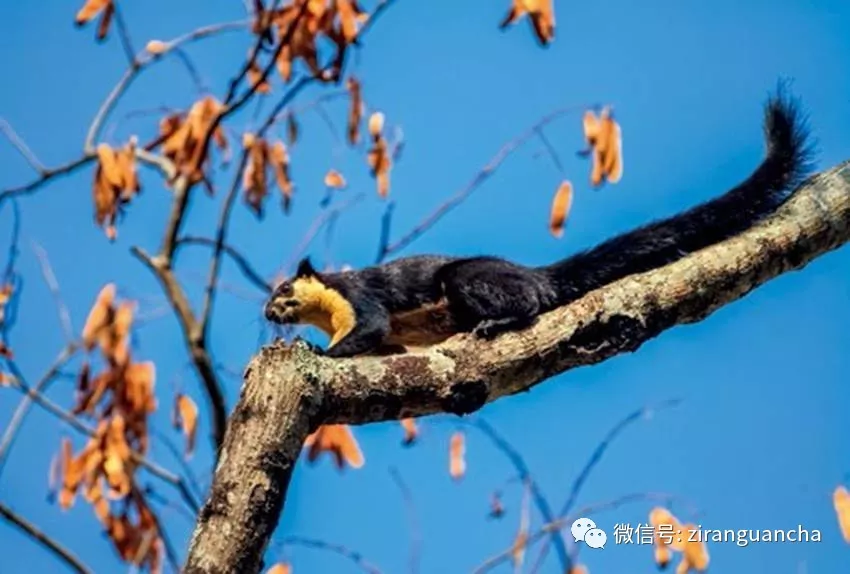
[
  {"xmin": 158, "ymin": 97, "xmax": 230, "ymax": 187},
  {"xmin": 548, "ymin": 107, "xmax": 624, "ymax": 237},
  {"xmin": 252, "ymin": 0, "xmax": 368, "ymax": 86},
  {"xmin": 649, "ymin": 507, "xmax": 710, "ymax": 573},
  {"xmin": 52, "ymin": 284, "xmax": 165, "ymax": 571},
  {"xmin": 93, "ymin": 141, "xmax": 141, "ymax": 241},
  {"xmin": 243, "ymin": 134, "xmax": 295, "ymax": 217}
]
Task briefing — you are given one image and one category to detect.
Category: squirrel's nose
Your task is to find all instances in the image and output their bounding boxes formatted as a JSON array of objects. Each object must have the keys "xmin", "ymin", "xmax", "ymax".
[{"xmin": 263, "ymin": 301, "xmax": 279, "ymax": 321}]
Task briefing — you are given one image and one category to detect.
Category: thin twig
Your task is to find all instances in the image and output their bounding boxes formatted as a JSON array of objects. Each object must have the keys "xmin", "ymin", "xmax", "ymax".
[
  {"xmin": 171, "ymin": 48, "xmax": 208, "ymax": 94},
  {"xmin": 0, "ymin": 156, "xmax": 94, "ymax": 202},
  {"xmin": 0, "ymin": 502, "xmax": 91, "ymax": 574},
  {"xmin": 389, "ymin": 467, "xmax": 422, "ymax": 574},
  {"xmin": 528, "ymin": 398, "xmax": 682, "ymax": 571},
  {"xmin": 0, "ymin": 344, "xmax": 78, "ymax": 477},
  {"xmin": 278, "ymin": 193, "xmax": 366, "ymax": 278},
  {"xmin": 85, "ymin": 67, "xmax": 138, "ymax": 153},
  {"xmin": 473, "ymin": 492, "xmax": 692, "ymax": 574},
  {"xmin": 200, "ymin": 76, "xmax": 314, "ymax": 334},
  {"xmin": 85, "ymin": 18, "xmax": 250, "ymax": 154},
  {"xmin": 177, "ymin": 237, "xmax": 272, "ymax": 293},
  {"xmin": 380, "ymin": 104, "xmax": 590, "ymax": 260},
  {"xmin": 0, "ymin": 118, "xmax": 46, "ymax": 173},
  {"xmin": 151, "ymin": 427, "xmax": 206, "ymax": 502},
  {"xmin": 534, "ymin": 127, "xmax": 565, "ymax": 175},
  {"xmin": 30, "ymin": 241, "xmax": 75, "ymax": 342},
  {"xmin": 279, "ymin": 536, "xmax": 384, "ymax": 574},
  {"xmin": 461, "ymin": 418, "xmax": 570, "ymax": 572},
  {"xmin": 112, "ymin": 3, "xmax": 138, "ymax": 67}
]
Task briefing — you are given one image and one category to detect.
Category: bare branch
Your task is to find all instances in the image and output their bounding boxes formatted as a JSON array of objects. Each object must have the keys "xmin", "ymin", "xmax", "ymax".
[
  {"xmin": 0, "ymin": 156, "xmax": 94, "ymax": 201},
  {"xmin": 462, "ymin": 418, "xmax": 569, "ymax": 571},
  {"xmin": 131, "ymin": 244, "xmax": 228, "ymax": 451},
  {"xmin": 112, "ymin": 3, "xmax": 138, "ymax": 67},
  {"xmin": 185, "ymin": 160, "xmax": 850, "ymax": 573},
  {"xmin": 388, "ymin": 467, "xmax": 421, "ymax": 574},
  {"xmin": 279, "ymin": 536, "xmax": 384, "ymax": 574},
  {"xmin": 85, "ymin": 66, "xmax": 138, "ymax": 154},
  {"xmin": 473, "ymin": 491, "xmax": 694, "ymax": 574},
  {"xmin": 379, "ymin": 104, "xmax": 590, "ymax": 261},
  {"xmin": 278, "ymin": 192, "xmax": 366, "ymax": 278},
  {"xmin": 30, "ymin": 242, "xmax": 75, "ymax": 342},
  {"xmin": 177, "ymin": 237, "xmax": 272, "ymax": 294},
  {"xmin": 199, "ymin": 76, "xmax": 313, "ymax": 336},
  {"xmin": 0, "ymin": 118, "xmax": 46, "ymax": 173},
  {"xmin": 0, "ymin": 502, "xmax": 91, "ymax": 574},
  {"xmin": 528, "ymin": 398, "xmax": 682, "ymax": 571},
  {"xmin": 0, "ymin": 344, "xmax": 78, "ymax": 477}
]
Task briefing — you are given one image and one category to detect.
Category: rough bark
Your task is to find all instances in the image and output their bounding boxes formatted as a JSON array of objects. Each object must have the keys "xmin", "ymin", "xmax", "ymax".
[{"xmin": 184, "ymin": 160, "xmax": 850, "ymax": 573}]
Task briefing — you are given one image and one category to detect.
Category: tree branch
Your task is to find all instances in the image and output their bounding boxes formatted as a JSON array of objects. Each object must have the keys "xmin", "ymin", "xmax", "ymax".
[
  {"xmin": 0, "ymin": 502, "xmax": 91, "ymax": 574},
  {"xmin": 184, "ymin": 160, "xmax": 850, "ymax": 570}
]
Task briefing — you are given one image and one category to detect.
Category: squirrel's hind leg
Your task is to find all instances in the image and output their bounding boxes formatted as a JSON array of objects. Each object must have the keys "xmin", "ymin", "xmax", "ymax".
[{"xmin": 438, "ymin": 260, "xmax": 543, "ymax": 340}]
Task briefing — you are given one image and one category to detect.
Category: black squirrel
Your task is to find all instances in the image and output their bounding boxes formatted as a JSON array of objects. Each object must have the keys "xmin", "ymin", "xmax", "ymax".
[{"xmin": 264, "ymin": 87, "xmax": 813, "ymax": 358}]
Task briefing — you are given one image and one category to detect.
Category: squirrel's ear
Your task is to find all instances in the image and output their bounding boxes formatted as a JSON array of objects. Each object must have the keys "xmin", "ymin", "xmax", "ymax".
[{"xmin": 295, "ymin": 257, "xmax": 317, "ymax": 278}]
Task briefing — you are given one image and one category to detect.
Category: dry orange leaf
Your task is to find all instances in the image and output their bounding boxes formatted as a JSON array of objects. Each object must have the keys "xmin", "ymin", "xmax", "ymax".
[
  {"xmin": 0, "ymin": 372, "xmax": 11, "ymax": 386},
  {"xmin": 145, "ymin": 40, "xmax": 168, "ymax": 55},
  {"xmin": 367, "ymin": 135, "xmax": 392, "ymax": 198},
  {"xmin": 265, "ymin": 564, "xmax": 292, "ymax": 574},
  {"xmin": 243, "ymin": 136, "xmax": 270, "ymax": 217},
  {"xmin": 449, "ymin": 431, "xmax": 465, "ymax": 480},
  {"xmin": 400, "ymin": 417, "xmax": 418, "ymax": 446},
  {"xmin": 834, "ymin": 485, "xmax": 850, "ymax": 543},
  {"xmin": 681, "ymin": 524, "xmax": 710, "ymax": 571},
  {"xmin": 160, "ymin": 96, "xmax": 227, "ymax": 184},
  {"xmin": 511, "ymin": 483, "xmax": 531, "ymax": 568},
  {"xmin": 82, "ymin": 283, "xmax": 116, "ymax": 350},
  {"xmin": 304, "ymin": 424, "xmax": 364, "ymax": 470},
  {"xmin": 248, "ymin": 56, "xmax": 273, "ymax": 94},
  {"xmin": 569, "ymin": 567, "xmax": 589, "ymax": 574},
  {"xmin": 336, "ymin": 0, "xmax": 368, "ymax": 43},
  {"xmin": 583, "ymin": 107, "xmax": 623, "ymax": 187},
  {"xmin": 499, "ymin": 0, "xmax": 555, "ymax": 46},
  {"xmin": 549, "ymin": 180, "xmax": 573, "ymax": 238},
  {"xmin": 368, "ymin": 111, "xmax": 385, "ymax": 137},
  {"xmin": 173, "ymin": 394, "xmax": 199, "ymax": 459},
  {"xmin": 92, "ymin": 142, "xmax": 141, "ymax": 240},
  {"xmin": 270, "ymin": 140, "xmax": 294, "ymax": 212},
  {"xmin": 346, "ymin": 76, "xmax": 363, "ymax": 145},
  {"xmin": 324, "ymin": 169, "xmax": 346, "ymax": 189},
  {"xmin": 75, "ymin": 0, "xmax": 114, "ymax": 40}
]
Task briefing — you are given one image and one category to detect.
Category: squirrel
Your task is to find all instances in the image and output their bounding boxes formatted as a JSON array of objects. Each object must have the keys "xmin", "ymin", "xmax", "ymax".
[{"xmin": 264, "ymin": 87, "xmax": 813, "ymax": 358}]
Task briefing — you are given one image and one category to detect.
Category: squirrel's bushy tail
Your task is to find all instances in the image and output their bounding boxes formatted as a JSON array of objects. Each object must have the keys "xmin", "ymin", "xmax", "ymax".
[{"xmin": 542, "ymin": 85, "xmax": 815, "ymax": 305}]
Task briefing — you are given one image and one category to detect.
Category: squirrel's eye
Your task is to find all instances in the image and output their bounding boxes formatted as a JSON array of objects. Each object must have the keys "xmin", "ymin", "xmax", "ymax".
[{"xmin": 284, "ymin": 300, "xmax": 299, "ymax": 308}]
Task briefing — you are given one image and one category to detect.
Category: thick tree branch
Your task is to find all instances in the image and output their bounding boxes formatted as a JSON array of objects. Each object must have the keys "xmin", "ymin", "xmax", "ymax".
[{"xmin": 185, "ymin": 160, "xmax": 850, "ymax": 572}]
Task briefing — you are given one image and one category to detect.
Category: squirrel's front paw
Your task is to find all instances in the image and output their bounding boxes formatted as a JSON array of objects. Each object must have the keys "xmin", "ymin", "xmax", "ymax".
[{"xmin": 293, "ymin": 337, "xmax": 326, "ymax": 355}]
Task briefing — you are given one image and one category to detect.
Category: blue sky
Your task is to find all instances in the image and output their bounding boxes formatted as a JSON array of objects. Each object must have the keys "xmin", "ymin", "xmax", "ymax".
[{"xmin": 1, "ymin": 0, "xmax": 849, "ymax": 573}]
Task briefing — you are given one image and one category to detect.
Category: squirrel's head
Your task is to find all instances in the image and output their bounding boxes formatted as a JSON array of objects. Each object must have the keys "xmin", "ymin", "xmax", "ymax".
[{"xmin": 264, "ymin": 257, "xmax": 332, "ymax": 326}]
